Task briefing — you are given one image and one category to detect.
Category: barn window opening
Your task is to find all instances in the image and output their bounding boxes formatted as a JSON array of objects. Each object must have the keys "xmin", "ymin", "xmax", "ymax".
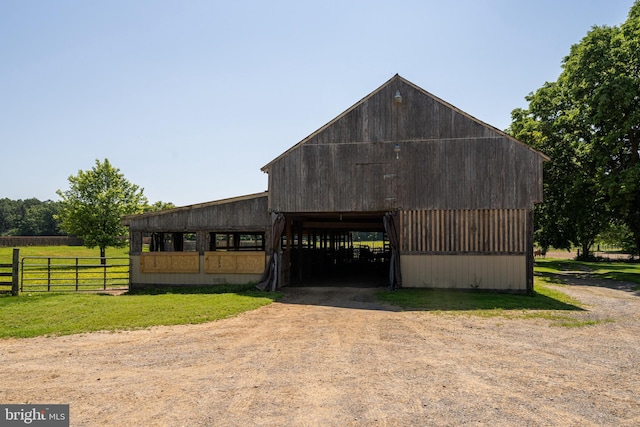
[
  {"xmin": 209, "ymin": 232, "xmax": 265, "ymax": 251},
  {"xmin": 147, "ymin": 232, "xmax": 197, "ymax": 252}
]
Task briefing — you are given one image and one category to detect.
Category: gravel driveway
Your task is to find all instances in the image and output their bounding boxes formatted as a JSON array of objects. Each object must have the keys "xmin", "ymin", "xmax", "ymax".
[{"xmin": 1, "ymin": 278, "xmax": 639, "ymax": 426}]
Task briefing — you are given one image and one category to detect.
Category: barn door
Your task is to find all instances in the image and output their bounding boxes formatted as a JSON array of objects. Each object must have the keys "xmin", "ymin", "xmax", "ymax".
[{"xmin": 384, "ymin": 212, "xmax": 402, "ymax": 289}]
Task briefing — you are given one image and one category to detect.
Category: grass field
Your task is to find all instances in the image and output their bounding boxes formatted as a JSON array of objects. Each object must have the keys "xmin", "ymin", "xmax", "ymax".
[{"xmin": 0, "ymin": 245, "xmax": 129, "ymax": 259}]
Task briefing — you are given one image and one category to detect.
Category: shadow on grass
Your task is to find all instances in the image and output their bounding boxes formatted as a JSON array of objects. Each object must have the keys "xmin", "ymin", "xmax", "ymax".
[
  {"xmin": 536, "ymin": 258, "xmax": 640, "ymax": 295},
  {"xmin": 376, "ymin": 288, "xmax": 584, "ymax": 312},
  {"xmin": 594, "ymin": 271, "xmax": 640, "ymax": 286}
]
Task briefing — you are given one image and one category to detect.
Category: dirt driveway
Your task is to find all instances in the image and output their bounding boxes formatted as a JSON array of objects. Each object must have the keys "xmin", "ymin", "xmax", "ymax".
[{"xmin": 1, "ymin": 279, "xmax": 639, "ymax": 426}]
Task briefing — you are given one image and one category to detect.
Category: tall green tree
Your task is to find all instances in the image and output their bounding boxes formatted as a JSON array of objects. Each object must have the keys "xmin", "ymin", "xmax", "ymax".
[
  {"xmin": 56, "ymin": 159, "xmax": 147, "ymax": 261},
  {"xmin": 562, "ymin": 3, "xmax": 640, "ymax": 255},
  {"xmin": 510, "ymin": 1, "xmax": 640, "ymax": 258}
]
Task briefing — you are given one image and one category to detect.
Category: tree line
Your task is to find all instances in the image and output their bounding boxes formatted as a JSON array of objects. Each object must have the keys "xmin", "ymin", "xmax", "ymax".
[
  {"xmin": 0, "ymin": 198, "xmax": 62, "ymax": 236},
  {"xmin": 2, "ymin": 159, "xmax": 177, "ymax": 261},
  {"xmin": 0, "ymin": 197, "xmax": 175, "ymax": 237},
  {"xmin": 509, "ymin": 0, "xmax": 640, "ymax": 259}
]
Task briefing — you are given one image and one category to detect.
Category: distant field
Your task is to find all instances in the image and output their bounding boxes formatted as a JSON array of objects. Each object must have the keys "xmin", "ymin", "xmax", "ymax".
[{"xmin": 0, "ymin": 246, "xmax": 129, "ymax": 259}]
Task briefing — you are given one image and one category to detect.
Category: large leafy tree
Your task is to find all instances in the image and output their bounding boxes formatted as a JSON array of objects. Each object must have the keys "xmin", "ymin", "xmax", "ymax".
[
  {"xmin": 563, "ymin": 4, "xmax": 640, "ymax": 255},
  {"xmin": 510, "ymin": 1, "xmax": 640, "ymax": 258},
  {"xmin": 56, "ymin": 159, "xmax": 147, "ymax": 260},
  {"xmin": 510, "ymin": 81, "xmax": 609, "ymax": 259}
]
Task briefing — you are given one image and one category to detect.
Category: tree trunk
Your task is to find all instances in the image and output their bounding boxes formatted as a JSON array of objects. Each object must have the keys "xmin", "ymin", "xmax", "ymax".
[
  {"xmin": 630, "ymin": 224, "xmax": 640, "ymax": 258},
  {"xmin": 579, "ymin": 242, "xmax": 591, "ymax": 261}
]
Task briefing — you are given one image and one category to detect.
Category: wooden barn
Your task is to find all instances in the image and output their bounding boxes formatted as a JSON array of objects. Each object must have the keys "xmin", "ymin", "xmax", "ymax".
[{"xmin": 123, "ymin": 74, "xmax": 547, "ymax": 292}]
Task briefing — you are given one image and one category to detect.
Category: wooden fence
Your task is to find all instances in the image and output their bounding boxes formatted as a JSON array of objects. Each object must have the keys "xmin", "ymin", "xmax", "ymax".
[
  {"xmin": 0, "ymin": 248, "xmax": 20, "ymax": 295},
  {"xmin": 0, "ymin": 236, "xmax": 84, "ymax": 247}
]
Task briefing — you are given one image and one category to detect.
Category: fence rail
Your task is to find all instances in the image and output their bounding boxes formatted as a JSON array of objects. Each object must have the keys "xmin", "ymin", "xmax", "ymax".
[
  {"xmin": 21, "ymin": 256, "xmax": 129, "ymax": 292},
  {"xmin": 0, "ymin": 249, "xmax": 20, "ymax": 295}
]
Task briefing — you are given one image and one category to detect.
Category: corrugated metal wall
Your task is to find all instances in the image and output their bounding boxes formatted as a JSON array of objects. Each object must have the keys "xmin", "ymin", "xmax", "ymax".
[{"xmin": 401, "ymin": 254, "xmax": 527, "ymax": 290}]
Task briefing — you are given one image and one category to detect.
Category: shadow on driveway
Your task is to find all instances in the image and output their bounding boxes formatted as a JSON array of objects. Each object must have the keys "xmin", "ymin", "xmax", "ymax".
[{"xmin": 279, "ymin": 286, "xmax": 401, "ymax": 311}]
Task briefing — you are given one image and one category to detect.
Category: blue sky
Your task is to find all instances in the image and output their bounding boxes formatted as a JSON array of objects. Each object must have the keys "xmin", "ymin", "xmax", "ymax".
[{"xmin": 0, "ymin": 0, "xmax": 634, "ymax": 206}]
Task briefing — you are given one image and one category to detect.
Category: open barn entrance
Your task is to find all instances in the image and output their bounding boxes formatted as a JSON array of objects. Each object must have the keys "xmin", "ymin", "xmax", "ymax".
[{"xmin": 282, "ymin": 212, "xmax": 390, "ymax": 287}]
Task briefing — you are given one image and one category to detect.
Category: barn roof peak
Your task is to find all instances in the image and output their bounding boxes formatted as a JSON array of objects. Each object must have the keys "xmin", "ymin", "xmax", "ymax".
[{"xmin": 261, "ymin": 74, "xmax": 547, "ymax": 172}]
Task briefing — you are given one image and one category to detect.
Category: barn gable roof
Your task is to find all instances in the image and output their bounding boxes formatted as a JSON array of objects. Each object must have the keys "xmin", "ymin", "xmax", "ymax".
[{"xmin": 262, "ymin": 74, "xmax": 548, "ymax": 172}]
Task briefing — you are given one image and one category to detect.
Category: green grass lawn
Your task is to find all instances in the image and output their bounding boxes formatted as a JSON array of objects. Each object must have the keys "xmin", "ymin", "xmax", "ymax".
[{"xmin": 0, "ymin": 285, "xmax": 281, "ymax": 339}]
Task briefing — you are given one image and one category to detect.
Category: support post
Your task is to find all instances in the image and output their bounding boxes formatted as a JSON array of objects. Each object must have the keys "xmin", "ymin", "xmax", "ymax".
[
  {"xmin": 526, "ymin": 209, "xmax": 534, "ymax": 294},
  {"xmin": 11, "ymin": 248, "xmax": 19, "ymax": 296}
]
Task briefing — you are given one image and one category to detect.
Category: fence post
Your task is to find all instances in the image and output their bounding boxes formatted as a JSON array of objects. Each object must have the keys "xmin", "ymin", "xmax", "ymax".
[{"xmin": 11, "ymin": 248, "xmax": 19, "ymax": 296}]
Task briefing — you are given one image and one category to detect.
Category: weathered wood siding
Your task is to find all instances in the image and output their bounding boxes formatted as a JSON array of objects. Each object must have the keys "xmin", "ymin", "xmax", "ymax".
[
  {"xmin": 125, "ymin": 193, "xmax": 269, "ymax": 232},
  {"xmin": 265, "ymin": 76, "xmax": 544, "ymax": 213},
  {"xmin": 401, "ymin": 209, "xmax": 527, "ymax": 254}
]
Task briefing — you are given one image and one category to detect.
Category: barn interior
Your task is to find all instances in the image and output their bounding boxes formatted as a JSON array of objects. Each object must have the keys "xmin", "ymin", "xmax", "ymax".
[{"xmin": 283, "ymin": 212, "xmax": 391, "ymax": 287}]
